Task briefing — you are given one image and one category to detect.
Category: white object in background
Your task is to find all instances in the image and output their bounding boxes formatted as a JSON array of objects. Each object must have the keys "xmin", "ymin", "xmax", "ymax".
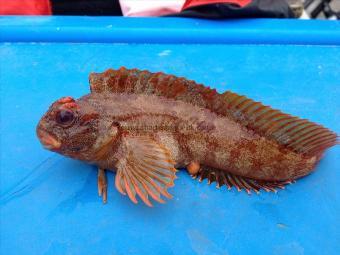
[
  {"xmin": 119, "ymin": 0, "xmax": 185, "ymax": 17},
  {"xmin": 300, "ymin": 10, "xmax": 310, "ymax": 19}
]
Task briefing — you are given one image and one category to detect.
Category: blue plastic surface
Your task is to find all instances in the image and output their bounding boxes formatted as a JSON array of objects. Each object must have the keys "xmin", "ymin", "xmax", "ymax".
[
  {"xmin": 0, "ymin": 17, "xmax": 339, "ymax": 255},
  {"xmin": 1, "ymin": 16, "xmax": 340, "ymax": 45}
]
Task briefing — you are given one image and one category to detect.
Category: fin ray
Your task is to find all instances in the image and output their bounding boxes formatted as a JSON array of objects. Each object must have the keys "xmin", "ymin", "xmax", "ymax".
[
  {"xmin": 115, "ymin": 135, "xmax": 176, "ymax": 206},
  {"xmin": 194, "ymin": 166, "xmax": 292, "ymax": 194}
]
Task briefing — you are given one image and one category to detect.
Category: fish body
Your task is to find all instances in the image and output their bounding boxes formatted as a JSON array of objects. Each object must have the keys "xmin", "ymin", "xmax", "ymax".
[
  {"xmin": 37, "ymin": 67, "xmax": 338, "ymax": 206},
  {"xmin": 81, "ymin": 93, "xmax": 316, "ymax": 181}
]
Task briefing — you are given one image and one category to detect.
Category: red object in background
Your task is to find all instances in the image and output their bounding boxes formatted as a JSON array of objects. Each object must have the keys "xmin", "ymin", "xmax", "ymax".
[
  {"xmin": 0, "ymin": 0, "xmax": 51, "ymax": 15},
  {"xmin": 182, "ymin": 0, "xmax": 251, "ymax": 10}
]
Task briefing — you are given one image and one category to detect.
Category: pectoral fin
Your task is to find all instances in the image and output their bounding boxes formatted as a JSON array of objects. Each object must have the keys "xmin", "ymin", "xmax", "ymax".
[{"xmin": 115, "ymin": 136, "xmax": 177, "ymax": 207}]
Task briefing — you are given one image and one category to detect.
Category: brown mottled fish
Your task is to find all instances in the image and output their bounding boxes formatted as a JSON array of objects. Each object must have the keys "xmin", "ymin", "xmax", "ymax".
[{"xmin": 36, "ymin": 67, "xmax": 338, "ymax": 206}]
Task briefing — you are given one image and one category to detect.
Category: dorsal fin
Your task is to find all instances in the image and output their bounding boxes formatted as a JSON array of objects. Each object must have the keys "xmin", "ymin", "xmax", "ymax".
[{"xmin": 89, "ymin": 67, "xmax": 338, "ymax": 157}]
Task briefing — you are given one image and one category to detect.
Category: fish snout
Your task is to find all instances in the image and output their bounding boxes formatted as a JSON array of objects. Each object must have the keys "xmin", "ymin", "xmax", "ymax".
[{"xmin": 37, "ymin": 125, "xmax": 61, "ymax": 151}]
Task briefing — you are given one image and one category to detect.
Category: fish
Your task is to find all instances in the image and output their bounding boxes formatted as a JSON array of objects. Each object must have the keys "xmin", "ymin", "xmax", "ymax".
[{"xmin": 36, "ymin": 67, "xmax": 338, "ymax": 206}]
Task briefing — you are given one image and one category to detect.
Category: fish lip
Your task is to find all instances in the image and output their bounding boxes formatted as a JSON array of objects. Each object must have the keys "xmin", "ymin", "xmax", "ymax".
[{"xmin": 37, "ymin": 128, "xmax": 61, "ymax": 151}]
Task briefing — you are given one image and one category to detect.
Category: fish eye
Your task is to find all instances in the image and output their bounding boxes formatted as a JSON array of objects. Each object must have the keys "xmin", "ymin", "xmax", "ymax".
[{"xmin": 56, "ymin": 109, "xmax": 75, "ymax": 126}]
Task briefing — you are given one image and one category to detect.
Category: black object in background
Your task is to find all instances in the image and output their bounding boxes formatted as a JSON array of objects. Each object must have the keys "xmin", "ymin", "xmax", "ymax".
[
  {"xmin": 51, "ymin": 0, "xmax": 122, "ymax": 16},
  {"xmin": 171, "ymin": 0, "xmax": 295, "ymax": 19},
  {"xmin": 304, "ymin": 0, "xmax": 339, "ymax": 19}
]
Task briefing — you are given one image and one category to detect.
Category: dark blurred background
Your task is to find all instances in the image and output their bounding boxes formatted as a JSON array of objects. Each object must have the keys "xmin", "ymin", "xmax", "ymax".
[{"xmin": 0, "ymin": 0, "xmax": 339, "ymax": 19}]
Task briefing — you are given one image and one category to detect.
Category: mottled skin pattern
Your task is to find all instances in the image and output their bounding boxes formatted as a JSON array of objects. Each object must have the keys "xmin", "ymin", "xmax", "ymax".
[
  {"xmin": 37, "ymin": 93, "xmax": 317, "ymax": 182},
  {"xmin": 89, "ymin": 68, "xmax": 337, "ymax": 159},
  {"xmin": 37, "ymin": 68, "xmax": 338, "ymax": 205}
]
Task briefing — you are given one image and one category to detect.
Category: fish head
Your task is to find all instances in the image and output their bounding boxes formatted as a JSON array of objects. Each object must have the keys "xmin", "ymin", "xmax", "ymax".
[{"xmin": 37, "ymin": 96, "xmax": 118, "ymax": 161}]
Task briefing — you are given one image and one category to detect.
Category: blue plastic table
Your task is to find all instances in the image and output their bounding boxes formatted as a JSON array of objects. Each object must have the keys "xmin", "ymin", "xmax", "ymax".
[{"xmin": 1, "ymin": 17, "xmax": 339, "ymax": 255}]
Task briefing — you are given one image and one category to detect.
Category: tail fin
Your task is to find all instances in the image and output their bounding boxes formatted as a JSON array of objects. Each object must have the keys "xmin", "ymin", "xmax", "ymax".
[{"xmin": 89, "ymin": 67, "xmax": 338, "ymax": 157}]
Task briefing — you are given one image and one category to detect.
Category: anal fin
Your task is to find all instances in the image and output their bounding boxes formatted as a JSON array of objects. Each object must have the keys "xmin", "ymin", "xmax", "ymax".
[{"xmin": 193, "ymin": 167, "xmax": 293, "ymax": 194}]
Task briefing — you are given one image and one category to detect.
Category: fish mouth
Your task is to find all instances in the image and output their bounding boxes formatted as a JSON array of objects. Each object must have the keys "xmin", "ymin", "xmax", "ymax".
[{"xmin": 37, "ymin": 128, "xmax": 61, "ymax": 151}]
